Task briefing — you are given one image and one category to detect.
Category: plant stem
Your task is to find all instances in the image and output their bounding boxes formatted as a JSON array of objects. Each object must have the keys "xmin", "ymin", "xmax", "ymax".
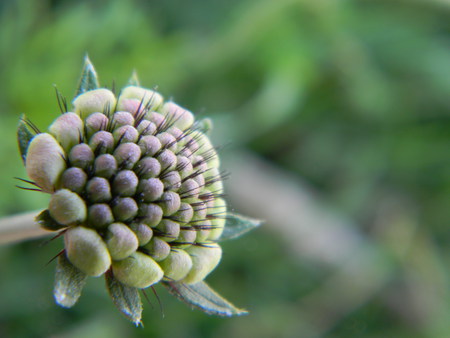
[{"xmin": 0, "ymin": 210, "xmax": 51, "ymax": 245}]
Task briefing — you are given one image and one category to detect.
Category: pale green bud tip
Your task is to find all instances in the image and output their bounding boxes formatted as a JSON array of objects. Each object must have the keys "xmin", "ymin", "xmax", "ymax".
[
  {"xmin": 105, "ymin": 222, "xmax": 139, "ymax": 260},
  {"xmin": 25, "ymin": 133, "xmax": 66, "ymax": 193},
  {"xmin": 64, "ymin": 226, "xmax": 111, "ymax": 276},
  {"xmin": 73, "ymin": 88, "xmax": 116, "ymax": 119},
  {"xmin": 159, "ymin": 249, "xmax": 193, "ymax": 282},
  {"xmin": 49, "ymin": 189, "xmax": 87, "ymax": 225},
  {"xmin": 48, "ymin": 113, "xmax": 83, "ymax": 151},
  {"xmin": 118, "ymin": 86, "xmax": 164, "ymax": 111},
  {"xmin": 182, "ymin": 243, "xmax": 222, "ymax": 284},
  {"xmin": 162, "ymin": 102, "xmax": 195, "ymax": 130},
  {"xmin": 112, "ymin": 252, "xmax": 163, "ymax": 288}
]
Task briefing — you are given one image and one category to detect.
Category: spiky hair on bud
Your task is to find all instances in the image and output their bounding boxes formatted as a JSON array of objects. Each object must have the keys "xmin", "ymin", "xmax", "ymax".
[{"xmin": 17, "ymin": 56, "xmax": 261, "ymax": 325}]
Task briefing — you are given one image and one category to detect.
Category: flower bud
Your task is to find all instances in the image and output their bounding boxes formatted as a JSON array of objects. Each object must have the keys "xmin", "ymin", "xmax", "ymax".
[
  {"xmin": 105, "ymin": 223, "xmax": 139, "ymax": 260},
  {"xmin": 86, "ymin": 177, "xmax": 112, "ymax": 203},
  {"xmin": 49, "ymin": 113, "xmax": 84, "ymax": 151},
  {"xmin": 26, "ymin": 133, "xmax": 66, "ymax": 193},
  {"xmin": 137, "ymin": 178, "xmax": 164, "ymax": 202},
  {"xmin": 112, "ymin": 197, "xmax": 138, "ymax": 221},
  {"xmin": 119, "ymin": 86, "xmax": 164, "ymax": 111},
  {"xmin": 64, "ymin": 226, "xmax": 111, "ymax": 276},
  {"xmin": 158, "ymin": 191, "xmax": 181, "ymax": 216},
  {"xmin": 182, "ymin": 243, "xmax": 222, "ymax": 284},
  {"xmin": 142, "ymin": 237, "xmax": 171, "ymax": 261},
  {"xmin": 159, "ymin": 249, "xmax": 193, "ymax": 281},
  {"xmin": 60, "ymin": 167, "xmax": 87, "ymax": 194},
  {"xmin": 112, "ymin": 111, "xmax": 134, "ymax": 127},
  {"xmin": 156, "ymin": 219, "xmax": 180, "ymax": 242},
  {"xmin": 157, "ymin": 149, "xmax": 177, "ymax": 171},
  {"xmin": 87, "ymin": 203, "xmax": 114, "ymax": 229},
  {"xmin": 112, "ymin": 170, "xmax": 138, "ymax": 196},
  {"xmin": 129, "ymin": 223, "xmax": 153, "ymax": 246},
  {"xmin": 112, "ymin": 252, "xmax": 163, "ymax": 288},
  {"xmin": 89, "ymin": 131, "xmax": 114, "ymax": 154},
  {"xmin": 135, "ymin": 157, "xmax": 161, "ymax": 179},
  {"xmin": 49, "ymin": 189, "xmax": 87, "ymax": 225},
  {"xmin": 138, "ymin": 135, "xmax": 162, "ymax": 157},
  {"xmin": 94, "ymin": 154, "xmax": 118, "ymax": 178},
  {"xmin": 69, "ymin": 143, "xmax": 94, "ymax": 169},
  {"xmin": 85, "ymin": 112, "xmax": 109, "ymax": 138},
  {"xmin": 138, "ymin": 203, "xmax": 163, "ymax": 227},
  {"xmin": 161, "ymin": 102, "xmax": 194, "ymax": 130},
  {"xmin": 113, "ymin": 143, "xmax": 141, "ymax": 169},
  {"xmin": 73, "ymin": 88, "xmax": 116, "ymax": 119},
  {"xmin": 208, "ymin": 198, "xmax": 226, "ymax": 240},
  {"xmin": 113, "ymin": 125, "xmax": 139, "ymax": 144}
]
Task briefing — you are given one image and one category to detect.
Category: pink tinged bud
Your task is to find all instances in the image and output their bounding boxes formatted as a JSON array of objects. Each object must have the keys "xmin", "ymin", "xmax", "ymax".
[
  {"xmin": 112, "ymin": 111, "xmax": 134, "ymax": 127},
  {"xmin": 94, "ymin": 154, "xmax": 117, "ymax": 179},
  {"xmin": 64, "ymin": 226, "xmax": 111, "ymax": 277},
  {"xmin": 176, "ymin": 156, "xmax": 193, "ymax": 179},
  {"xmin": 179, "ymin": 179, "xmax": 200, "ymax": 202},
  {"xmin": 119, "ymin": 86, "xmax": 164, "ymax": 111},
  {"xmin": 182, "ymin": 243, "xmax": 222, "ymax": 284},
  {"xmin": 208, "ymin": 198, "xmax": 226, "ymax": 240},
  {"xmin": 129, "ymin": 223, "xmax": 153, "ymax": 246},
  {"xmin": 113, "ymin": 125, "xmax": 139, "ymax": 144},
  {"xmin": 86, "ymin": 177, "xmax": 112, "ymax": 203},
  {"xmin": 49, "ymin": 189, "xmax": 87, "ymax": 225},
  {"xmin": 162, "ymin": 171, "xmax": 181, "ymax": 191},
  {"xmin": 136, "ymin": 120, "xmax": 156, "ymax": 135},
  {"xmin": 157, "ymin": 149, "xmax": 177, "ymax": 171},
  {"xmin": 156, "ymin": 219, "xmax": 180, "ymax": 242},
  {"xmin": 137, "ymin": 178, "xmax": 164, "ymax": 202},
  {"xmin": 135, "ymin": 157, "xmax": 161, "ymax": 179},
  {"xmin": 116, "ymin": 98, "xmax": 146, "ymax": 117},
  {"xmin": 138, "ymin": 135, "xmax": 162, "ymax": 157},
  {"xmin": 61, "ymin": 167, "xmax": 88, "ymax": 194},
  {"xmin": 73, "ymin": 88, "xmax": 116, "ymax": 119},
  {"xmin": 112, "ymin": 252, "xmax": 163, "ymax": 289},
  {"xmin": 112, "ymin": 170, "xmax": 138, "ymax": 196},
  {"xmin": 138, "ymin": 203, "xmax": 163, "ymax": 227},
  {"xmin": 173, "ymin": 203, "xmax": 194, "ymax": 223},
  {"xmin": 148, "ymin": 112, "xmax": 165, "ymax": 126},
  {"xmin": 113, "ymin": 143, "xmax": 141, "ymax": 169},
  {"xmin": 26, "ymin": 133, "xmax": 66, "ymax": 193},
  {"xmin": 89, "ymin": 131, "xmax": 114, "ymax": 154},
  {"xmin": 105, "ymin": 223, "xmax": 139, "ymax": 260},
  {"xmin": 112, "ymin": 197, "xmax": 138, "ymax": 221},
  {"xmin": 48, "ymin": 113, "xmax": 84, "ymax": 151},
  {"xmin": 159, "ymin": 249, "xmax": 193, "ymax": 282},
  {"xmin": 87, "ymin": 203, "xmax": 114, "ymax": 229},
  {"xmin": 167, "ymin": 126, "xmax": 183, "ymax": 139},
  {"xmin": 158, "ymin": 191, "xmax": 181, "ymax": 216},
  {"xmin": 142, "ymin": 237, "xmax": 170, "ymax": 261},
  {"xmin": 161, "ymin": 102, "xmax": 194, "ymax": 131},
  {"xmin": 157, "ymin": 132, "xmax": 177, "ymax": 152},
  {"xmin": 69, "ymin": 144, "xmax": 94, "ymax": 169},
  {"xmin": 85, "ymin": 112, "xmax": 109, "ymax": 138}
]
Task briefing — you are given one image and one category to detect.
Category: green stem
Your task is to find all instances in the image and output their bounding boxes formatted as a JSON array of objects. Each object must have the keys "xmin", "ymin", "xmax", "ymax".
[{"xmin": 0, "ymin": 210, "xmax": 51, "ymax": 245}]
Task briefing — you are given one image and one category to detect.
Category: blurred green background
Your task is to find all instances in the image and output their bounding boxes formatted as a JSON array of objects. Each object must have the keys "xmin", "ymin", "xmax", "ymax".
[{"xmin": 0, "ymin": 0, "xmax": 449, "ymax": 337}]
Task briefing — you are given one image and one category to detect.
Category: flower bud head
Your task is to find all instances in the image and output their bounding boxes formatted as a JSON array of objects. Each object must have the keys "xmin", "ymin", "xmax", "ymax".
[
  {"xmin": 49, "ymin": 189, "xmax": 87, "ymax": 225},
  {"xmin": 64, "ymin": 226, "xmax": 111, "ymax": 276},
  {"xmin": 105, "ymin": 222, "xmax": 139, "ymax": 260},
  {"xmin": 112, "ymin": 252, "xmax": 163, "ymax": 288},
  {"xmin": 159, "ymin": 249, "xmax": 193, "ymax": 282},
  {"xmin": 49, "ymin": 113, "xmax": 83, "ymax": 151},
  {"xmin": 73, "ymin": 88, "xmax": 116, "ymax": 119},
  {"xmin": 26, "ymin": 133, "xmax": 66, "ymax": 193}
]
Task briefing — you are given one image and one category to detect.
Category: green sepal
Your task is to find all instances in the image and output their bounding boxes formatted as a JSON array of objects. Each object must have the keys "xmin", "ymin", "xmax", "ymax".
[
  {"xmin": 196, "ymin": 118, "xmax": 213, "ymax": 136},
  {"xmin": 127, "ymin": 70, "xmax": 141, "ymax": 87},
  {"xmin": 54, "ymin": 252, "xmax": 88, "ymax": 308},
  {"xmin": 219, "ymin": 213, "xmax": 262, "ymax": 241},
  {"xmin": 105, "ymin": 271, "xmax": 143, "ymax": 326},
  {"xmin": 163, "ymin": 281, "xmax": 248, "ymax": 317},
  {"xmin": 35, "ymin": 209, "xmax": 66, "ymax": 231},
  {"xmin": 17, "ymin": 115, "xmax": 36, "ymax": 164},
  {"xmin": 75, "ymin": 54, "xmax": 100, "ymax": 97}
]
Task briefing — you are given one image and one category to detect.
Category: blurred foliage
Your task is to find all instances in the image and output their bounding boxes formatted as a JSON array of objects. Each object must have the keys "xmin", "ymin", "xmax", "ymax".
[{"xmin": 0, "ymin": 0, "xmax": 449, "ymax": 337}]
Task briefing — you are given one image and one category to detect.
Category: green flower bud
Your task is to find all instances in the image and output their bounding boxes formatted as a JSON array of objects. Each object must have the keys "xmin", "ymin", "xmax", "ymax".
[
  {"xmin": 113, "ymin": 125, "xmax": 139, "ymax": 144},
  {"xmin": 60, "ymin": 167, "xmax": 87, "ymax": 194},
  {"xmin": 69, "ymin": 143, "xmax": 94, "ymax": 169},
  {"xmin": 64, "ymin": 226, "xmax": 111, "ymax": 276},
  {"xmin": 182, "ymin": 243, "xmax": 222, "ymax": 284},
  {"xmin": 158, "ymin": 191, "xmax": 181, "ymax": 216},
  {"xmin": 86, "ymin": 177, "xmax": 112, "ymax": 203},
  {"xmin": 113, "ymin": 143, "xmax": 141, "ymax": 169},
  {"xmin": 112, "ymin": 170, "xmax": 138, "ymax": 196},
  {"xmin": 208, "ymin": 198, "xmax": 226, "ymax": 240},
  {"xmin": 142, "ymin": 237, "xmax": 171, "ymax": 261},
  {"xmin": 137, "ymin": 178, "xmax": 164, "ymax": 202},
  {"xmin": 156, "ymin": 219, "xmax": 180, "ymax": 242},
  {"xmin": 112, "ymin": 111, "xmax": 134, "ymax": 127},
  {"xmin": 89, "ymin": 131, "xmax": 114, "ymax": 154},
  {"xmin": 87, "ymin": 203, "xmax": 114, "ymax": 229},
  {"xmin": 118, "ymin": 86, "xmax": 164, "ymax": 111},
  {"xmin": 161, "ymin": 102, "xmax": 195, "ymax": 131},
  {"xmin": 159, "ymin": 249, "xmax": 193, "ymax": 282},
  {"xmin": 49, "ymin": 113, "xmax": 84, "ymax": 151},
  {"xmin": 112, "ymin": 197, "xmax": 138, "ymax": 221},
  {"xmin": 105, "ymin": 223, "xmax": 139, "ymax": 260},
  {"xmin": 85, "ymin": 112, "xmax": 109, "ymax": 137},
  {"xmin": 129, "ymin": 223, "xmax": 153, "ymax": 246},
  {"xmin": 112, "ymin": 252, "xmax": 163, "ymax": 288},
  {"xmin": 135, "ymin": 157, "xmax": 161, "ymax": 179},
  {"xmin": 138, "ymin": 203, "xmax": 163, "ymax": 227},
  {"xmin": 94, "ymin": 154, "xmax": 117, "ymax": 179},
  {"xmin": 49, "ymin": 189, "xmax": 87, "ymax": 225},
  {"xmin": 73, "ymin": 88, "xmax": 116, "ymax": 119},
  {"xmin": 26, "ymin": 133, "xmax": 66, "ymax": 193}
]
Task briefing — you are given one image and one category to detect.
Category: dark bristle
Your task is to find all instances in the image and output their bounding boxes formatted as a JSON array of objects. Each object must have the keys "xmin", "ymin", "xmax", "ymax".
[
  {"xmin": 141, "ymin": 289, "xmax": 154, "ymax": 310},
  {"xmin": 15, "ymin": 185, "xmax": 43, "ymax": 192},
  {"xmin": 150, "ymin": 285, "xmax": 165, "ymax": 318},
  {"xmin": 22, "ymin": 117, "xmax": 41, "ymax": 135},
  {"xmin": 14, "ymin": 177, "xmax": 40, "ymax": 187},
  {"xmin": 54, "ymin": 86, "xmax": 68, "ymax": 114},
  {"xmin": 44, "ymin": 249, "xmax": 66, "ymax": 268}
]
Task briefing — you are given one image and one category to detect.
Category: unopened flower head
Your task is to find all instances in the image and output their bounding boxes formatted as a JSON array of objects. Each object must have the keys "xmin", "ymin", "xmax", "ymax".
[{"xmin": 17, "ymin": 57, "xmax": 259, "ymax": 324}]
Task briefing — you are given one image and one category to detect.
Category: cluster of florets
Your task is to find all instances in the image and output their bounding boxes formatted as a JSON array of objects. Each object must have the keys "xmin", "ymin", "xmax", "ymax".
[{"xmin": 25, "ymin": 85, "xmax": 225, "ymax": 289}]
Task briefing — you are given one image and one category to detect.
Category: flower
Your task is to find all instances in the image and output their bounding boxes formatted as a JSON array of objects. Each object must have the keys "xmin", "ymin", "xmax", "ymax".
[{"xmin": 17, "ymin": 56, "xmax": 260, "ymax": 325}]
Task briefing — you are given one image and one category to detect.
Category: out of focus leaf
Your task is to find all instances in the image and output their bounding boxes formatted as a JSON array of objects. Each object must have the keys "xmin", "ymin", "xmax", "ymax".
[
  {"xmin": 219, "ymin": 213, "xmax": 262, "ymax": 241},
  {"xmin": 17, "ymin": 115, "xmax": 36, "ymax": 164},
  {"xmin": 54, "ymin": 253, "xmax": 87, "ymax": 308},
  {"xmin": 164, "ymin": 281, "xmax": 248, "ymax": 317},
  {"xmin": 105, "ymin": 272, "xmax": 143, "ymax": 326},
  {"xmin": 75, "ymin": 55, "xmax": 99, "ymax": 97}
]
